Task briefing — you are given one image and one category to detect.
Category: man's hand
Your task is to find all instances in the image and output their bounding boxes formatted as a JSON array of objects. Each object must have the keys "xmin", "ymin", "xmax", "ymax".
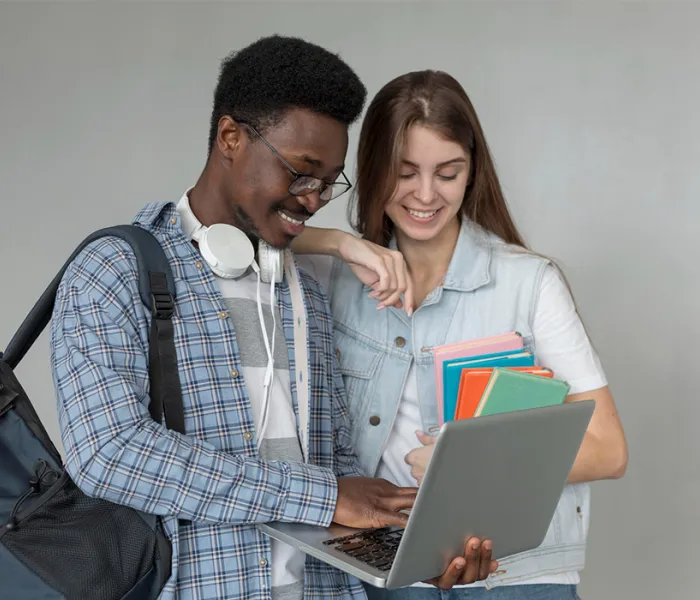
[
  {"xmin": 425, "ymin": 537, "xmax": 498, "ymax": 589},
  {"xmin": 336, "ymin": 234, "xmax": 414, "ymax": 315},
  {"xmin": 332, "ymin": 477, "xmax": 418, "ymax": 529},
  {"xmin": 404, "ymin": 431, "xmax": 437, "ymax": 485}
]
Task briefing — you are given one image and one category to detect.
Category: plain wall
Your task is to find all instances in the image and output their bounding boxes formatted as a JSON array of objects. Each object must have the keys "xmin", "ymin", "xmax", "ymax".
[{"xmin": 2, "ymin": 2, "xmax": 699, "ymax": 598}]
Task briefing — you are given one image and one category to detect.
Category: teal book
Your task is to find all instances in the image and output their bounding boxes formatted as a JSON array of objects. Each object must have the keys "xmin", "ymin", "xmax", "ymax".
[
  {"xmin": 443, "ymin": 351, "xmax": 535, "ymax": 422},
  {"xmin": 474, "ymin": 368, "xmax": 570, "ymax": 417}
]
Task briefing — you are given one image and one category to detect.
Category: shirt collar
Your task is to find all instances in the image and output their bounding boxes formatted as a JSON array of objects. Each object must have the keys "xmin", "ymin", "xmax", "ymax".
[{"xmin": 131, "ymin": 190, "xmax": 192, "ymax": 237}]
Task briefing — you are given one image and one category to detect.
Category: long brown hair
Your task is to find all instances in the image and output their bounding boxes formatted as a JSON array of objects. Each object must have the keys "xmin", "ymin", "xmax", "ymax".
[
  {"xmin": 348, "ymin": 70, "xmax": 594, "ymax": 331},
  {"xmin": 350, "ymin": 70, "xmax": 527, "ymax": 249}
]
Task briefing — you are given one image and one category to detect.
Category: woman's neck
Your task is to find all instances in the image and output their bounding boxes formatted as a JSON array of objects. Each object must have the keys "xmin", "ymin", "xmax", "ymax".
[{"xmin": 397, "ymin": 216, "xmax": 461, "ymax": 307}]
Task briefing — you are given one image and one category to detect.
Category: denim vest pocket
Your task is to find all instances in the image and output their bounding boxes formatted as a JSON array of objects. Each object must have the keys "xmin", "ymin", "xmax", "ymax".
[{"xmin": 333, "ymin": 328, "xmax": 383, "ymax": 444}]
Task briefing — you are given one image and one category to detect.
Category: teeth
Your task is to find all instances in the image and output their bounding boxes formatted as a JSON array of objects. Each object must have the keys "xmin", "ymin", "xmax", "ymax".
[
  {"xmin": 407, "ymin": 208, "xmax": 437, "ymax": 219},
  {"xmin": 278, "ymin": 211, "xmax": 303, "ymax": 225}
]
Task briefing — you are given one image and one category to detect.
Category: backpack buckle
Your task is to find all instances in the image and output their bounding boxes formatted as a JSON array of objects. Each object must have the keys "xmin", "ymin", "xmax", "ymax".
[{"xmin": 151, "ymin": 293, "xmax": 175, "ymax": 319}]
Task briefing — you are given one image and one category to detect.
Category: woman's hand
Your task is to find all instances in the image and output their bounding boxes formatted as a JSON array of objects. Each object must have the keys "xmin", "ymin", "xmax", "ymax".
[
  {"xmin": 404, "ymin": 431, "xmax": 437, "ymax": 485},
  {"xmin": 336, "ymin": 233, "xmax": 414, "ymax": 314}
]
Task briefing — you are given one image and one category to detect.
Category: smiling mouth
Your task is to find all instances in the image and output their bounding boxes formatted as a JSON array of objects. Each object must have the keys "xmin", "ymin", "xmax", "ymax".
[
  {"xmin": 277, "ymin": 210, "xmax": 308, "ymax": 226},
  {"xmin": 404, "ymin": 207, "xmax": 441, "ymax": 219}
]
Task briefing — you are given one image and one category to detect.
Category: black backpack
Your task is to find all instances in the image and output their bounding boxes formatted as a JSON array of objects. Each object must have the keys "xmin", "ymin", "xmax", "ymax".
[{"xmin": 0, "ymin": 225, "xmax": 185, "ymax": 600}]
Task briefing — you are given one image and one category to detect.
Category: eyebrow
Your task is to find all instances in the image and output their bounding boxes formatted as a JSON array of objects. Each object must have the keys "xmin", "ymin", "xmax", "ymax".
[
  {"xmin": 293, "ymin": 154, "xmax": 345, "ymax": 174},
  {"xmin": 402, "ymin": 157, "xmax": 467, "ymax": 169}
]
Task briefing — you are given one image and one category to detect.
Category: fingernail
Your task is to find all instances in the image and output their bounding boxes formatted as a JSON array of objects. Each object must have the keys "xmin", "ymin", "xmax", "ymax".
[
  {"xmin": 455, "ymin": 561, "xmax": 465, "ymax": 572},
  {"xmin": 471, "ymin": 541, "xmax": 480, "ymax": 550},
  {"xmin": 377, "ymin": 305, "xmax": 385, "ymax": 311}
]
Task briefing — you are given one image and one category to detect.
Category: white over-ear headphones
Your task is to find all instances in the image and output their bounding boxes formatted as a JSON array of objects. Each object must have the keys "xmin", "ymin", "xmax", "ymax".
[{"xmin": 177, "ymin": 194, "xmax": 283, "ymax": 283}]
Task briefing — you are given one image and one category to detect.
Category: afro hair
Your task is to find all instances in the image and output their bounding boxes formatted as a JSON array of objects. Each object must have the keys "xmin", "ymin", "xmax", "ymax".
[{"xmin": 208, "ymin": 35, "xmax": 367, "ymax": 153}]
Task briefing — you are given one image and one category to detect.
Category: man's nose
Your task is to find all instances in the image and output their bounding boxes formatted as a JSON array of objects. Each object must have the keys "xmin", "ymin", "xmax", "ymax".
[{"xmin": 295, "ymin": 191, "xmax": 324, "ymax": 214}]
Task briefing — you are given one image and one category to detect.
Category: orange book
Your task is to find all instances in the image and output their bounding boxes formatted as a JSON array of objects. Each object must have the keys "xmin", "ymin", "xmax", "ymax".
[{"xmin": 454, "ymin": 367, "xmax": 554, "ymax": 420}]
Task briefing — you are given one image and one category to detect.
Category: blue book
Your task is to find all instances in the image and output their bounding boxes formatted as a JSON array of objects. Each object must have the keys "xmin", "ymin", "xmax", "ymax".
[{"xmin": 442, "ymin": 351, "xmax": 535, "ymax": 421}]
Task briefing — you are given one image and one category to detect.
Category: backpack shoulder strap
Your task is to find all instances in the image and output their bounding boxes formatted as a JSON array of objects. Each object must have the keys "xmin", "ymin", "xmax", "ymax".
[{"xmin": 2, "ymin": 225, "xmax": 185, "ymax": 434}]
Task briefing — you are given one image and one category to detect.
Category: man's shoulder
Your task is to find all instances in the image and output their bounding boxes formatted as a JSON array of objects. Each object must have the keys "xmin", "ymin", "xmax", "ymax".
[
  {"xmin": 58, "ymin": 233, "xmax": 147, "ymax": 310},
  {"xmin": 61, "ymin": 201, "xmax": 177, "ymax": 293}
]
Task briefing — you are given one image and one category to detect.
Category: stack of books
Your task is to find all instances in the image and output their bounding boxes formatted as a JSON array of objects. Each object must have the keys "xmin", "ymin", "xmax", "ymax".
[{"xmin": 432, "ymin": 332, "xmax": 570, "ymax": 424}]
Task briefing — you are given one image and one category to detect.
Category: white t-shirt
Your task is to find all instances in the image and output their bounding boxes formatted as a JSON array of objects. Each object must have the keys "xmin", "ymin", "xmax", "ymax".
[{"xmin": 300, "ymin": 255, "xmax": 606, "ymax": 587}]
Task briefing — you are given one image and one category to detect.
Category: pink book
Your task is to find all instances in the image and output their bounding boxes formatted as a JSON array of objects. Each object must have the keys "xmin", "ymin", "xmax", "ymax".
[{"xmin": 431, "ymin": 332, "xmax": 524, "ymax": 424}]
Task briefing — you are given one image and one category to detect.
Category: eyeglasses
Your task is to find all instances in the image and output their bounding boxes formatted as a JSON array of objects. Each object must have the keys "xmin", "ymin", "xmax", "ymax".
[{"xmin": 238, "ymin": 120, "xmax": 352, "ymax": 202}]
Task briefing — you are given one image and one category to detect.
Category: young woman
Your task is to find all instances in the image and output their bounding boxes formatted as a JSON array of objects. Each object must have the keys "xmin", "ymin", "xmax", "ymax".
[{"xmin": 293, "ymin": 70, "xmax": 627, "ymax": 599}]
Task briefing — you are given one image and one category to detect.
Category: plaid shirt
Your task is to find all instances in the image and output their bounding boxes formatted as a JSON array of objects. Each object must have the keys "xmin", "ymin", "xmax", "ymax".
[{"xmin": 50, "ymin": 201, "xmax": 366, "ymax": 599}]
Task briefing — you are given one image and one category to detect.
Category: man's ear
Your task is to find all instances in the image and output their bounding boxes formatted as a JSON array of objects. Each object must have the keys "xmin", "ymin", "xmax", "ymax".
[{"xmin": 216, "ymin": 116, "xmax": 246, "ymax": 160}]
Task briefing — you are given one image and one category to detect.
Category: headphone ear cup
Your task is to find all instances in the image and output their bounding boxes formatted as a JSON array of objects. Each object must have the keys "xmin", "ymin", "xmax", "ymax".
[
  {"xmin": 200, "ymin": 224, "xmax": 255, "ymax": 279},
  {"xmin": 257, "ymin": 241, "xmax": 283, "ymax": 283}
]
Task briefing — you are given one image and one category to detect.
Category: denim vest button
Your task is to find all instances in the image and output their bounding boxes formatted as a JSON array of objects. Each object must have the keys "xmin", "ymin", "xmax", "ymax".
[
  {"xmin": 394, "ymin": 336, "xmax": 406, "ymax": 348},
  {"xmin": 369, "ymin": 415, "xmax": 381, "ymax": 426}
]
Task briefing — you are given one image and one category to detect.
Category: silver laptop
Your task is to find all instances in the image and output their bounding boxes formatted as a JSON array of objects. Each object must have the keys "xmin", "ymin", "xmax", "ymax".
[{"xmin": 259, "ymin": 400, "xmax": 595, "ymax": 589}]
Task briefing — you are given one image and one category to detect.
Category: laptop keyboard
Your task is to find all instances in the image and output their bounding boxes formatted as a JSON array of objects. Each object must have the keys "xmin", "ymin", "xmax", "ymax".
[{"xmin": 323, "ymin": 527, "xmax": 404, "ymax": 571}]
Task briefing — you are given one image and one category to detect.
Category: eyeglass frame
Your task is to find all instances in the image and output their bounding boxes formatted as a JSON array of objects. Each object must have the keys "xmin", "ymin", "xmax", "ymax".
[{"xmin": 235, "ymin": 119, "xmax": 352, "ymax": 202}]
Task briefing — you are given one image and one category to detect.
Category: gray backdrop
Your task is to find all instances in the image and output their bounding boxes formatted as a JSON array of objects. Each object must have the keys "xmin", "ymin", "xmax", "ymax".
[{"xmin": 1, "ymin": 2, "xmax": 698, "ymax": 599}]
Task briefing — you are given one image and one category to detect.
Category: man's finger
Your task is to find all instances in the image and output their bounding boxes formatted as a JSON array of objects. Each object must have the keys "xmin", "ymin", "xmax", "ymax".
[
  {"xmin": 479, "ymin": 541, "xmax": 494, "ymax": 581},
  {"xmin": 374, "ymin": 509, "xmax": 410, "ymax": 528},
  {"xmin": 434, "ymin": 558, "xmax": 465, "ymax": 590},
  {"xmin": 460, "ymin": 537, "xmax": 481, "ymax": 584},
  {"xmin": 379, "ymin": 492, "xmax": 417, "ymax": 513}
]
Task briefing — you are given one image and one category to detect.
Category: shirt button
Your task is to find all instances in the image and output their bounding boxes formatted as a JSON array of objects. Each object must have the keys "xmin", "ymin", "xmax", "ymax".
[
  {"xmin": 169, "ymin": 216, "xmax": 177, "ymax": 225},
  {"xmin": 195, "ymin": 261, "xmax": 204, "ymax": 270},
  {"xmin": 258, "ymin": 558, "xmax": 268, "ymax": 567},
  {"xmin": 243, "ymin": 431, "xmax": 253, "ymax": 441},
  {"xmin": 369, "ymin": 415, "xmax": 381, "ymax": 426},
  {"xmin": 394, "ymin": 336, "xmax": 406, "ymax": 348},
  {"xmin": 218, "ymin": 311, "xmax": 228, "ymax": 319},
  {"xmin": 230, "ymin": 368, "xmax": 239, "ymax": 378}
]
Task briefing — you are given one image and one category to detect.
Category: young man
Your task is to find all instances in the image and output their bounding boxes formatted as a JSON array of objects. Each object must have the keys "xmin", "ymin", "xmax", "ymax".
[{"xmin": 50, "ymin": 36, "xmax": 493, "ymax": 599}]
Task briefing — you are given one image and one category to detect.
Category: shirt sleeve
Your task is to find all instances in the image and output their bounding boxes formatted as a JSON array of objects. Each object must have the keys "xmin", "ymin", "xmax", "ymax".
[
  {"xmin": 531, "ymin": 264, "xmax": 608, "ymax": 395},
  {"xmin": 50, "ymin": 239, "xmax": 338, "ymax": 527}
]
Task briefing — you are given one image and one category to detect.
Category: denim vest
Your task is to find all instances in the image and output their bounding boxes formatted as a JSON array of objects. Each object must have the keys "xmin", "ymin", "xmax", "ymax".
[{"xmin": 326, "ymin": 219, "xmax": 590, "ymax": 587}]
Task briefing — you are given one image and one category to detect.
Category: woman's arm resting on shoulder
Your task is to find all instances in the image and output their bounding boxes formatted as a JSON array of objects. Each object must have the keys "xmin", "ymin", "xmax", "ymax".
[
  {"xmin": 292, "ymin": 226, "xmax": 414, "ymax": 313},
  {"xmin": 566, "ymin": 386, "xmax": 628, "ymax": 483},
  {"xmin": 290, "ymin": 225, "xmax": 346, "ymax": 258}
]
